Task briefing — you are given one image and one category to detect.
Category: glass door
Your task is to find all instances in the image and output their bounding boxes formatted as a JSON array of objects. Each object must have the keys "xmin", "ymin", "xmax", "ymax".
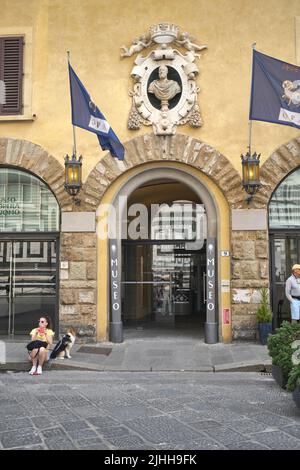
[
  {"xmin": 0, "ymin": 238, "xmax": 58, "ymax": 336},
  {"xmin": 270, "ymin": 234, "xmax": 300, "ymax": 327},
  {"xmin": 0, "ymin": 241, "xmax": 12, "ymax": 335},
  {"xmin": 122, "ymin": 242, "xmax": 205, "ymax": 327}
]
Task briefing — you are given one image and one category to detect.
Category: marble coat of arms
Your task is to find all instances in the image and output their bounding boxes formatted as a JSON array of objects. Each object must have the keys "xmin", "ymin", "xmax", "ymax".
[{"xmin": 121, "ymin": 23, "xmax": 207, "ymax": 135}]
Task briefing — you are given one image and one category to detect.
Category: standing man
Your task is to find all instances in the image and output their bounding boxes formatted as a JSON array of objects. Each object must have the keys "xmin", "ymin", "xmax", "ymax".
[{"xmin": 285, "ymin": 264, "xmax": 300, "ymax": 323}]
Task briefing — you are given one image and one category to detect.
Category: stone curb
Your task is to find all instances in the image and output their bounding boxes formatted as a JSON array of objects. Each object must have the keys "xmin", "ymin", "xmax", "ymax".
[
  {"xmin": 0, "ymin": 362, "xmax": 214, "ymax": 372},
  {"xmin": 213, "ymin": 359, "xmax": 272, "ymax": 372},
  {"xmin": 0, "ymin": 360, "xmax": 271, "ymax": 373}
]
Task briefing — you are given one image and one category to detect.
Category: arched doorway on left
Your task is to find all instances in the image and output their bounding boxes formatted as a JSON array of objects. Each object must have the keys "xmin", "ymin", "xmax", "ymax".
[{"xmin": 0, "ymin": 167, "xmax": 60, "ymax": 337}]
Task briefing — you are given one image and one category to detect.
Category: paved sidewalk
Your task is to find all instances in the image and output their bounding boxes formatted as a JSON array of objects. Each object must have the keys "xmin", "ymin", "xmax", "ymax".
[
  {"xmin": 0, "ymin": 335, "xmax": 271, "ymax": 372},
  {"xmin": 0, "ymin": 371, "xmax": 299, "ymax": 450}
]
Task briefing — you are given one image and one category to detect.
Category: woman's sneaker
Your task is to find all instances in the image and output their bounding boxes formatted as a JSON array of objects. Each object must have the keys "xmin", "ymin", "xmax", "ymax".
[
  {"xmin": 35, "ymin": 365, "xmax": 43, "ymax": 375},
  {"xmin": 29, "ymin": 365, "xmax": 36, "ymax": 375}
]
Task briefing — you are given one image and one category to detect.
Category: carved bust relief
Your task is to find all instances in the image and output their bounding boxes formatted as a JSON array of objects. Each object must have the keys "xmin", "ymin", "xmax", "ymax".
[{"xmin": 121, "ymin": 23, "xmax": 207, "ymax": 135}]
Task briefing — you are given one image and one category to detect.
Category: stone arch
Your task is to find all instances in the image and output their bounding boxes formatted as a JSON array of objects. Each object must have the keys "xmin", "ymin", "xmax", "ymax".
[
  {"xmin": 0, "ymin": 137, "xmax": 72, "ymax": 209},
  {"xmin": 108, "ymin": 165, "xmax": 221, "ymax": 343},
  {"xmin": 254, "ymin": 136, "xmax": 300, "ymax": 208},
  {"xmin": 82, "ymin": 133, "xmax": 244, "ymax": 211}
]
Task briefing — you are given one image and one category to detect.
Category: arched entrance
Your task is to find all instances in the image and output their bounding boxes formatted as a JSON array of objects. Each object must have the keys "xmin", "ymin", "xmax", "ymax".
[
  {"xmin": 0, "ymin": 166, "xmax": 60, "ymax": 336},
  {"xmin": 122, "ymin": 180, "xmax": 208, "ymax": 339},
  {"xmin": 96, "ymin": 160, "xmax": 230, "ymax": 344},
  {"xmin": 0, "ymin": 137, "xmax": 72, "ymax": 337}
]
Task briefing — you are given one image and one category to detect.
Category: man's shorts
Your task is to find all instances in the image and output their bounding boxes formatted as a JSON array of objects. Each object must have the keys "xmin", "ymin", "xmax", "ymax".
[{"xmin": 291, "ymin": 299, "xmax": 300, "ymax": 320}]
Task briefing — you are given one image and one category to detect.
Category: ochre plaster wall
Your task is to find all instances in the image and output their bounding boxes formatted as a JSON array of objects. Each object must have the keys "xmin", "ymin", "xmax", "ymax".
[{"xmin": 0, "ymin": 0, "xmax": 299, "ymax": 180}]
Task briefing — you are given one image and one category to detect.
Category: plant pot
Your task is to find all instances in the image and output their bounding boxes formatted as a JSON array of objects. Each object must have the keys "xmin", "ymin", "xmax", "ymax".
[
  {"xmin": 272, "ymin": 364, "xmax": 288, "ymax": 389},
  {"xmin": 258, "ymin": 322, "xmax": 272, "ymax": 345},
  {"xmin": 292, "ymin": 386, "xmax": 300, "ymax": 409}
]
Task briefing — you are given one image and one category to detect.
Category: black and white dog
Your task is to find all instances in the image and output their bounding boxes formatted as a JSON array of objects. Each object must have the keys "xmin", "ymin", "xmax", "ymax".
[{"xmin": 50, "ymin": 328, "xmax": 76, "ymax": 360}]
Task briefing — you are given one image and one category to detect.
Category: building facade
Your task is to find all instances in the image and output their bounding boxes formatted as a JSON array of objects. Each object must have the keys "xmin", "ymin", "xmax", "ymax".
[{"xmin": 0, "ymin": 0, "xmax": 300, "ymax": 343}]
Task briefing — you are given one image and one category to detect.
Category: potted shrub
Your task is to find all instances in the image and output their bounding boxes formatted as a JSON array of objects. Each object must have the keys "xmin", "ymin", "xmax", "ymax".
[
  {"xmin": 267, "ymin": 322, "xmax": 300, "ymax": 389},
  {"xmin": 292, "ymin": 381, "xmax": 300, "ymax": 409},
  {"xmin": 286, "ymin": 364, "xmax": 300, "ymax": 392},
  {"xmin": 256, "ymin": 287, "xmax": 272, "ymax": 345},
  {"xmin": 286, "ymin": 340, "xmax": 300, "ymax": 408}
]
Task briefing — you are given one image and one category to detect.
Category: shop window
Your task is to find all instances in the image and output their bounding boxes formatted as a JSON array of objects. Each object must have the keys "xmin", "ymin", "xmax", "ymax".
[
  {"xmin": 0, "ymin": 168, "xmax": 59, "ymax": 232},
  {"xmin": 269, "ymin": 167, "xmax": 300, "ymax": 228}
]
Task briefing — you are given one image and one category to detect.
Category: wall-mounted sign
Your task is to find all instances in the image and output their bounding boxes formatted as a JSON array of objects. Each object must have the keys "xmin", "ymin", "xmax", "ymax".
[
  {"xmin": 221, "ymin": 251, "xmax": 230, "ymax": 257},
  {"xmin": 0, "ymin": 197, "xmax": 20, "ymax": 216},
  {"xmin": 221, "ymin": 279, "xmax": 230, "ymax": 293},
  {"xmin": 109, "ymin": 239, "xmax": 124, "ymax": 343},
  {"xmin": 206, "ymin": 238, "xmax": 216, "ymax": 316},
  {"xmin": 109, "ymin": 240, "xmax": 121, "ymax": 318},
  {"xmin": 223, "ymin": 308, "xmax": 231, "ymax": 325}
]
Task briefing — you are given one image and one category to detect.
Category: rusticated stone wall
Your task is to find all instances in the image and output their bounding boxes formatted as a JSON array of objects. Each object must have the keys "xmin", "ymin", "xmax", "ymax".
[
  {"xmin": 76, "ymin": 134, "xmax": 300, "ymax": 342},
  {"xmin": 231, "ymin": 230, "xmax": 269, "ymax": 340},
  {"xmin": 81, "ymin": 133, "xmax": 245, "ymax": 211},
  {"xmin": 0, "ymin": 137, "xmax": 73, "ymax": 210},
  {"xmin": 59, "ymin": 233, "xmax": 97, "ymax": 341},
  {"xmin": 229, "ymin": 136, "xmax": 300, "ymax": 339},
  {"xmin": 252, "ymin": 137, "xmax": 300, "ymax": 209}
]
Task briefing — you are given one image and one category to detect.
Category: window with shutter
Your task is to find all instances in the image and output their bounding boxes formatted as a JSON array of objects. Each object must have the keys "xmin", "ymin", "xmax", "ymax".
[{"xmin": 0, "ymin": 36, "xmax": 23, "ymax": 115}]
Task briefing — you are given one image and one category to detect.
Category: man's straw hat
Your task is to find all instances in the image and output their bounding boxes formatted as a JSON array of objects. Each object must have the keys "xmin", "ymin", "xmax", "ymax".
[{"xmin": 292, "ymin": 264, "xmax": 300, "ymax": 270}]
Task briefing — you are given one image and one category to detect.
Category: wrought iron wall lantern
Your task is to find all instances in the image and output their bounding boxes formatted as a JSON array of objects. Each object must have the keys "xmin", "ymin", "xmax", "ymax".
[
  {"xmin": 64, "ymin": 153, "xmax": 82, "ymax": 205},
  {"xmin": 241, "ymin": 151, "xmax": 261, "ymax": 204}
]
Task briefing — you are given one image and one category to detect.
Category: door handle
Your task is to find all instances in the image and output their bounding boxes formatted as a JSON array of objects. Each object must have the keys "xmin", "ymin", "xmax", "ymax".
[
  {"xmin": 13, "ymin": 244, "xmax": 16, "ymax": 299},
  {"xmin": 8, "ymin": 243, "xmax": 12, "ymax": 300},
  {"xmin": 8, "ymin": 242, "xmax": 12, "ymax": 335},
  {"xmin": 11, "ymin": 242, "xmax": 16, "ymax": 335}
]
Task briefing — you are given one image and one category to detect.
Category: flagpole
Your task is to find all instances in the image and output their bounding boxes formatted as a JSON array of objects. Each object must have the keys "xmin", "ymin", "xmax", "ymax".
[
  {"xmin": 67, "ymin": 50, "xmax": 77, "ymax": 156},
  {"xmin": 248, "ymin": 42, "xmax": 256, "ymax": 155}
]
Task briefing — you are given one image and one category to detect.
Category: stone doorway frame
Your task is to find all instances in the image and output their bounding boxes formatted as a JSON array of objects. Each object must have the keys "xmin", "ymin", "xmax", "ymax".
[
  {"xmin": 88, "ymin": 134, "xmax": 238, "ymax": 343},
  {"xmin": 108, "ymin": 166, "xmax": 219, "ymax": 344}
]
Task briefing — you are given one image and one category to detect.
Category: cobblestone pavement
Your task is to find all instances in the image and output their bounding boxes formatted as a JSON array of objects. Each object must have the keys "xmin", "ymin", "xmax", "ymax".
[{"xmin": 0, "ymin": 371, "xmax": 300, "ymax": 450}]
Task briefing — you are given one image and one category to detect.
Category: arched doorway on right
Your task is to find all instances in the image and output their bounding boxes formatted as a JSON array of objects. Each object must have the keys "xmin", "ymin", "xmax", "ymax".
[{"xmin": 269, "ymin": 166, "xmax": 300, "ymax": 328}]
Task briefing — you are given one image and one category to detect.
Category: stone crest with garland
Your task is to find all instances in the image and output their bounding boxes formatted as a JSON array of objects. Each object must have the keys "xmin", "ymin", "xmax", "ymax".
[{"xmin": 121, "ymin": 23, "xmax": 207, "ymax": 135}]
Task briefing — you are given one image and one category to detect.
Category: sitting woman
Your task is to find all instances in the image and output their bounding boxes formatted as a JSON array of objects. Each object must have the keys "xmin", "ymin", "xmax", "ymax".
[{"xmin": 28, "ymin": 316, "xmax": 54, "ymax": 375}]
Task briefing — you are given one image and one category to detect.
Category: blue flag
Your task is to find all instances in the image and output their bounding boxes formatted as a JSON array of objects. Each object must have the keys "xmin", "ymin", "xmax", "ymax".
[
  {"xmin": 68, "ymin": 63, "xmax": 125, "ymax": 160},
  {"xmin": 250, "ymin": 50, "xmax": 300, "ymax": 129}
]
